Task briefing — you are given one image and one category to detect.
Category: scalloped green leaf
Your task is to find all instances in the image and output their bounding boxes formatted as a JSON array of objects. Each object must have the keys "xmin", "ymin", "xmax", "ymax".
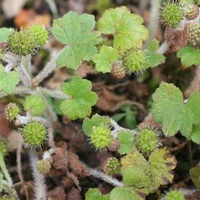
[
  {"xmin": 110, "ymin": 187, "xmax": 135, "ymax": 200},
  {"xmin": 85, "ymin": 188, "xmax": 109, "ymax": 200},
  {"xmin": 51, "ymin": 11, "xmax": 100, "ymax": 69},
  {"xmin": 190, "ymin": 124, "xmax": 200, "ymax": 144},
  {"xmin": 82, "ymin": 114, "xmax": 110, "ymax": 136},
  {"xmin": 23, "ymin": 95, "xmax": 47, "ymax": 116},
  {"xmin": 97, "ymin": 6, "xmax": 149, "ymax": 55},
  {"xmin": 60, "ymin": 76, "xmax": 98, "ymax": 120},
  {"xmin": 0, "ymin": 65, "xmax": 20, "ymax": 94},
  {"xmin": 149, "ymin": 148, "xmax": 177, "ymax": 192},
  {"xmin": 190, "ymin": 165, "xmax": 200, "ymax": 188},
  {"xmin": 0, "ymin": 28, "xmax": 14, "ymax": 43},
  {"xmin": 110, "ymin": 187, "xmax": 147, "ymax": 200},
  {"xmin": 93, "ymin": 46, "xmax": 118, "ymax": 73},
  {"xmin": 145, "ymin": 39, "xmax": 165, "ymax": 67},
  {"xmin": 152, "ymin": 82, "xmax": 200, "ymax": 137},
  {"xmin": 117, "ymin": 131, "xmax": 135, "ymax": 155},
  {"xmin": 177, "ymin": 45, "xmax": 200, "ymax": 68},
  {"xmin": 121, "ymin": 150, "xmax": 151, "ymax": 188}
]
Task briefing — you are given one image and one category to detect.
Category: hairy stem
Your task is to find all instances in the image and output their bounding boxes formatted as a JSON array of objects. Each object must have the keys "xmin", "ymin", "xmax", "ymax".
[
  {"xmin": 33, "ymin": 48, "xmax": 66, "ymax": 85},
  {"xmin": 157, "ymin": 41, "xmax": 168, "ymax": 54},
  {"xmin": 33, "ymin": 55, "xmax": 57, "ymax": 86},
  {"xmin": 29, "ymin": 152, "xmax": 47, "ymax": 200},
  {"xmin": 110, "ymin": 119, "xmax": 138, "ymax": 138},
  {"xmin": 89, "ymin": 168, "xmax": 124, "ymax": 187},
  {"xmin": 38, "ymin": 87, "xmax": 69, "ymax": 99},
  {"xmin": 36, "ymin": 87, "xmax": 58, "ymax": 123},
  {"xmin": 14, "ymin": 86, "xmax": 37, "ymax": 96},
  {"xmin": 146, "ymin": 0, "xmax": 162, "ymax": 43},
  {"xmin": 15, "ymin": 55, "xmax": 32, "ymax": 87}
]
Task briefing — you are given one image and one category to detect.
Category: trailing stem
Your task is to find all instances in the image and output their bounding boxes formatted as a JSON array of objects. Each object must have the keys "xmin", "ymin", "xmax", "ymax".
[{"xmin": 29, "ymin": 152, "xmax": 47, "ymax": 200}]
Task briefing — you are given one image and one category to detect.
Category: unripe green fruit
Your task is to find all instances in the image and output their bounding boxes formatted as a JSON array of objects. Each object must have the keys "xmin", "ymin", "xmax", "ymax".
[
  {"xmin": 8, "ymin": 30, "xmax": 35, "ymax": 55},
  {"xmin": 135, "ymin": 128, "xmax": 159, "ymax": 154},
  {"xmin": 36, "ymin": 159, "xmax": 51, "ymax": 174},
  {"xmin": 90, "ymin": 126, "xmax": 111, "ymax": 150},
  {"xmin": 28, "ymin": 24, "xmax": 48, "ymax": 46},
  {"xmin": 0, "ymin": 138, "xmax": 8, "ymax": 156},
  {"xmin": 165, "ymin": 190, "xmax": 185, "ymax": 200},
  {"xmin": 123, "ymin": 49, "xmax": 146, "ymax": 73},
  {"xmin": 4, "ymin": 103, "xmax": 20, "ymax": 121},
  {"xmin": 161, "ymin": 3, "xmax": 184, "ymax": 27},
  {"xmin": 8, "ymin": 25, "xmax": 48, "ymax": 55},
  {"xmin": 103, "ymin": 157, "xmax": 121, "ymax": 175},
  {"xmin": 22, "ymin": 122, "xmax": 46, "ymax": 147}
]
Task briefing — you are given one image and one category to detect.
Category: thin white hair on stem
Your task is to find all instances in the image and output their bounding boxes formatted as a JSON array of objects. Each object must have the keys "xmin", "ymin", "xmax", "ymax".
[
  {"xmin": 29, "ymin": 152, "xmax": 47, "ymax": 200},
  {"xmin": 89, "ymin": 168, "xmax": 124, "ymax": 187}
]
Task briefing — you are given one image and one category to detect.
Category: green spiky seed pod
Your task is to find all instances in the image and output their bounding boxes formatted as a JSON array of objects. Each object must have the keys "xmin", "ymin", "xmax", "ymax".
[
  {"xmin": 8, "ymin": 30, "xmax": 35, "ymax": 55},
  {"xmin": 0, "ymin": 138, "xmax": 8, "ymax": 156},
  {"xmin": 111, "ymin": 63, "xmax": 126, "ymax": 79},
  {"xmin": 7, "ymin": 25, "xmax": 48, "ymax": 56},
  {"xmin": 185, "ymin": 23, "xmax": 200, "ymax": 45},
  {"xmin": 90, "ymin": 126, "xmax": 111, "ymax": 150},
  {"xmin": 36, "ymin": 159, "xmax": 51, "ymax": 174},
  {"xmin": 165, "ymin": 190, "xmax": 185, "ymax": 200},
  {"xmin": 123, "ymin": 49, "xmax": 146, "ymax": 73},
  {"xmin": 185, "ymin": 3, "xmax": 199, "ymax": 19},
  {"xmin": 161, "ymin": 2, "xmax": 184, "ymax": 27},
  {"xmin": 103, "ymin": 157, "xmax": 121, "ymax": 175},
  {"xmin": 22, "ymin": 122, "xmax": 46, "ymax": 147},
  {"xmin": 4, "ymin": 103, "xmax": 20, "ymax": 121},
  {"xmin": 28, "ymin": 24, "xmax": 48, "ymax": 46},
  {"xmin": 135, "ymin": 128, "xmax": 159, "ymax": 154}
]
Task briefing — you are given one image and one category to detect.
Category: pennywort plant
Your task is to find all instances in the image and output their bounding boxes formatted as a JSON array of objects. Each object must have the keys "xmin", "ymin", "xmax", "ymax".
[{"xmin": 0, "ymin": 1, "xmax": 200, "ymax": 199}]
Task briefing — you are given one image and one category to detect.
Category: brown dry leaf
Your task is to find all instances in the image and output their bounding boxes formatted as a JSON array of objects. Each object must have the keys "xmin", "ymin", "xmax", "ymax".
[
  {"xmin": 67, "ymin": 187, "xmax": 82, "ymax": 200},
  {"xmin": 47, "ymin": 186, "xmax": 66, "ymax": 200},
  {"xmin": 128, "ymin": 80, "xmax": 149, "ymax": 98},
  {"xmin": 68, "ymin": 151, "xmax": 90, "ymax": 177},
  {"xmin": 46, "ymin": 69, "xmax": 69, "ymax": 90},
  {"xmin": 46, "ymin": 64, "xmax": 95, "ymax": 89},
  {"xmin": 59, "ymin": 122, "xmax": 86, "ymax": 153},
  {"xmin": 2, "ymin": 0, "xmax": 27, "ymax": 18},
  {"xmin": 52, "ymin": 142, "xmax": 68, "ymax": 170},
  {"xmin": 96, "ymin": 86, "xmax": 126, "ymax": 111},
  {"xmin": 165, "ymin": 26, "xmax": 187, "ymax": 52},
  {"xmin": 14, "ymin": 9, "xmax": 51, "ymax": 28},
  {"xmin": 0, "ymin": 102, "xmax": 10, "ymax": 138}
]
